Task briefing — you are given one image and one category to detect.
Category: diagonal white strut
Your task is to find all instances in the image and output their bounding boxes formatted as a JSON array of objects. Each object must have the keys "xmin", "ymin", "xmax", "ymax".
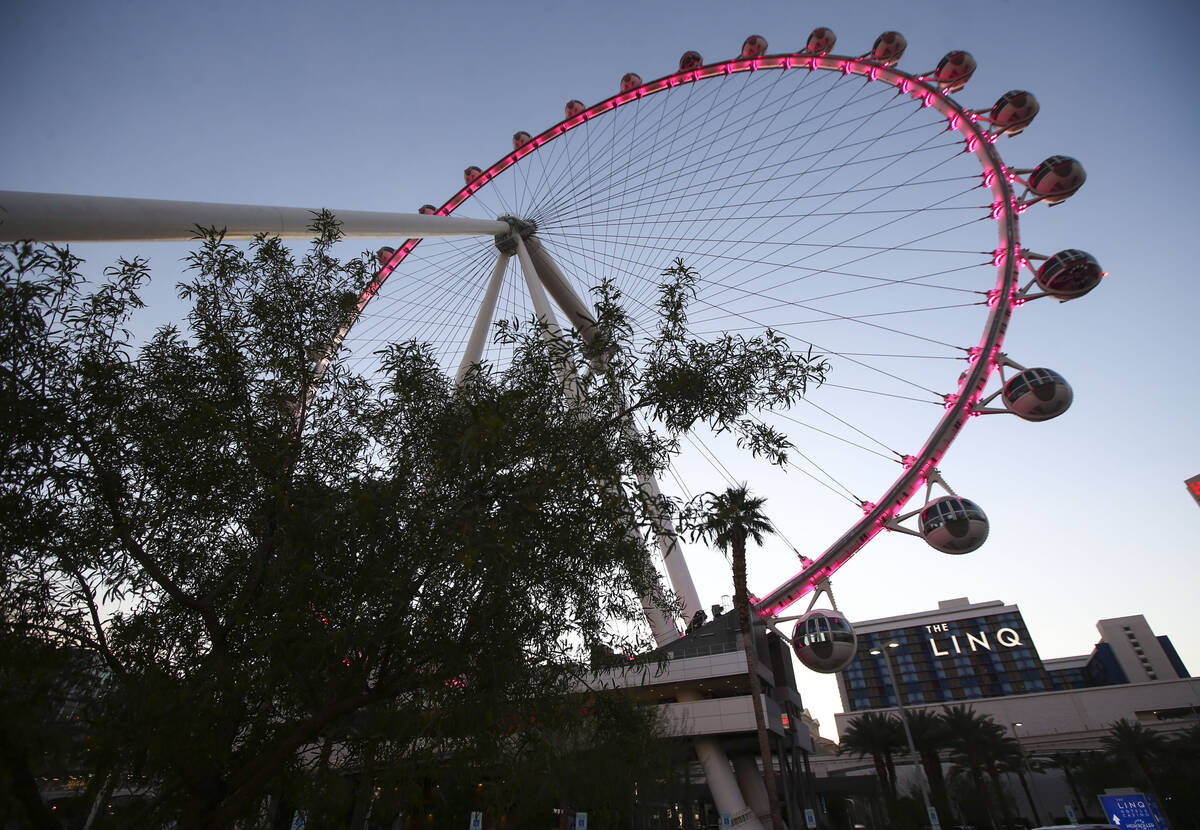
[
  {"xmin": 0, "ymin": 190, "xmax": 509, "ymax": 242},
  {"xmin": 456, "ymin": 253, "xmax": 510, "ymax": 384},
  {"xmin": 519, "ymin": 239, "xmax": 767, "ymax": 830},
  {"xmin": 525, "ymin": 237, "xmax": 703, "ymax": 626},
  {"xmin": 512, "ymin": 235, "xmax": 561, "ymax": 332},
  {"xmin": 512, "ymin": 238, "xmax": 680, "ymax": 647}
]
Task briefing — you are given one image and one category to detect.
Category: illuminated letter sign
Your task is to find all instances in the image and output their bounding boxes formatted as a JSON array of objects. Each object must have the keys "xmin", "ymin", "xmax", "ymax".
[
  {"xmin": 927, "ymin": 623, "xmax": 1023, "ymax": 657},
  {"xmin": 996, "ymin": 627, "xmax": 1022, "ymax": 647}
]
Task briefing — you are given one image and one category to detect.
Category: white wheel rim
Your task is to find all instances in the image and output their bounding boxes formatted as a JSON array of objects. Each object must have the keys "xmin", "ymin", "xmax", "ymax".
[{"xmin": 339, "ymin": 53, "xmax": 1023, "ymax": 618}]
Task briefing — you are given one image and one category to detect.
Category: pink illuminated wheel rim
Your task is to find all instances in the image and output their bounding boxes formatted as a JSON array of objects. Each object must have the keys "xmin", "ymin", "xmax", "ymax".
[{"xmin": 342, "ymin": 53, "xmax": 1025, "ymax": 618}]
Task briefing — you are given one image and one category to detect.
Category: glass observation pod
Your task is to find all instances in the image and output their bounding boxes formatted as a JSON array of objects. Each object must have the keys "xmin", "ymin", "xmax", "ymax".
[
  {"xmin": 919, "ymin": 496, "xmax": 989, "ymax": 554},
  {"xmin": 793, "ymin": 610, "xmax": 858, "ymax": 673}
]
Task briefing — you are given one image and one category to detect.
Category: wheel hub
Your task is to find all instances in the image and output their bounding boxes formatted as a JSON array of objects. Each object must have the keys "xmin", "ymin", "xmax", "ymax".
[{"xmin": 493, "ymin": 215, "xmax": 537, "ymax": 254}]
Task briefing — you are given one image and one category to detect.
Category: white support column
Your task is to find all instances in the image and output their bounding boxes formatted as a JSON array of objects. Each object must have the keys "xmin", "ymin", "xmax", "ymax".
[
  {"xmin": 515, "ymin": 234, "xmax": 680, "ymax": 646},
  {"xmin": 0, "ymin": 190, "xmax": 509, "ymax": 242},
  {"xmin": 523, "ymin": 236, "xmax": 597, "ymax": 334},
  {"xmin": 733, "ymin": 754, "xmax": 776, "ymax": 829},
  {"xmin": 676, "ymin": 688, "xmax": 764, "ymax": 830},
  {"xmin": 523, "ymin": 236, "xmax": 764, "ymax": 827},
  {"xmin": 512, "ymin": 234, "xmax": 580, "ymax": 399},
  {"xmin": 455, "ymin": 253, "xmax": 510, "ymax": 384},
  {"xmin": 525, "ymin": 237, "xmax": 705, "ymax": 628},
  {"xmin": 512, "ymin": 235, "xmax": 560, "ymax": 331},
  {"xmin": 639, "ymin": 576, "xmax": 683, "ymax": 647},
  {"xmin": 638, "ymin": 473, "xmax": 702, "ymax": 625},
  {"xmin": 698, "ymin": 739, "xmax": 763, "ymax": 830}
]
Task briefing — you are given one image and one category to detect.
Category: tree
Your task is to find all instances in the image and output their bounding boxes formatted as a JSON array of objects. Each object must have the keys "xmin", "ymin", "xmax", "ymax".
[
  {"xmin": 1101, "ymin": 718, "xmax": 1168, "ymax": 801},
  {"xmin": 693, "ymin": 485, "xmax": 786, "ymax": 830},
  {"xmin": 1045, "ymin": 751, "xmax": 1091, "ymax": 822},
  {"xmin": 1159, "ymin": 725, "xmax": 1200, "ymax": 830},
  {"xmin": 904, "ymin": 708, "xmax": 955, "ymax": 825},
  {"xmin": 1, "ymin": 227, "xmax": 827, "ymax": 828},
  {"xmin": 942, "ymin": 705, "xmax": 1024, "ymax": 829},
  {"xmin": 839, "ymin": 711, "xmax": 903, "ymax": 812}
]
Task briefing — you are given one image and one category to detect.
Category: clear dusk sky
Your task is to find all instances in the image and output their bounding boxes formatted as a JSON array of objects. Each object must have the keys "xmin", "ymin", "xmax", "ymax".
[{"xmin": 3, "ymin": 0, "xmax": 1198, "ymax": 739}]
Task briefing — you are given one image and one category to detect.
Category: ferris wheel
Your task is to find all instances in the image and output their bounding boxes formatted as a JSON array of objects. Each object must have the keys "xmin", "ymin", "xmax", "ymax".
[
  {"xmin": 0, "ymin": 26, "xmax": 1105, "ymax": 830},
  {"xmin": 334, "ymin": 28, "xmax": 1103, "ymax": 671},
  {"xmin": 0, "ymin": 23, "xmax": 1103, "ymax": 690}
]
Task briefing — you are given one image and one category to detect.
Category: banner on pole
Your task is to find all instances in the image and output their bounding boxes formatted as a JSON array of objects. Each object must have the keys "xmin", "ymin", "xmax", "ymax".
[{"xmin": 1186, "ymin": 474, "xmax": 1200, "ymax": 509}]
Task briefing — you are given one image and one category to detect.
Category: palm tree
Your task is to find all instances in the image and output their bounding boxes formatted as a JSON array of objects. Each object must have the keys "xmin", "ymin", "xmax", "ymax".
[
  {"xmin": 839, "ymin": 711, "xmax": 904, "ymax": 804},
  {"xmin": 1046, "ymin": 751, "xmax": 1089, "ymax": 822},
  {"xmin": 1159, "ymin": 725, "xmax": 1200, "ymax": 829},
  {"xmin": 976, "ymin": 725, "xmax": 1022, "ymax": 827},
  {"xmin": 1102, "ymin": 718, "xmax": 1168, "ymax": 799},
  {"xmin": 694, "ymin": 485, "xmax": 784, "ymax": 830},
  {"xmin": 942, "ymin": 704, "xmax": 1018, "ymax": 829},
  {"xmin": 905, "ymin": 708, "xmax": 955, "ymax": 824}
]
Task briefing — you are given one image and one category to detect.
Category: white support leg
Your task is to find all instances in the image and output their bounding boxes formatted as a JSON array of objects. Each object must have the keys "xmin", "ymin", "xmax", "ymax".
[
  {"xmin": 523, "ymin": 237, "xmax": 763, "ymax": 828},
  {"xmin": 639, "ymin": 578, "xmax": 683, "ymax": 647},
  {"xmin": 676, "ymin": 688, "xmax": 764, "ymax": 830},
  {"xmin": 455, "ymin": 253, "xmax": 510, "ymax": 384},
  {"xmin": 638, "ymin": 473, "xmax": 702, "ymax": 625},
  {"xmin": 512, "ymin": 235, "xmax": 560, "ymax": 330},
  {"xmin": 513, "ymin": 235, "xmax": 579, "ymax": 396},
  {"xmin": 523, "ymin": 237, "xmax": 597, "ymax": 335},
  {"xmin": 514, "ymin": 234, "xmax": 680, "ymax": 646},
  {"xmin": 734, "ymin": 754, "xmax": 778, "ymax": 829},
  {"xmin": 698, "ymin": 739, "xmax": 763, "ymax": 830},
  {"xmin": 525, "ymin": 238, "xmax": 706, "ymax": 628}
]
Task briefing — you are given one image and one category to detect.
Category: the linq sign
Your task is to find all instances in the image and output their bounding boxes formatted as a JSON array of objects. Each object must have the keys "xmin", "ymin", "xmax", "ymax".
[
  {"xmin": 1097, "ymin": 794, "xmax": 1167, "ymax": 830},
  {"xmin": 924, "ymin": 622, "xmax": 1023, "ymax": 658}
]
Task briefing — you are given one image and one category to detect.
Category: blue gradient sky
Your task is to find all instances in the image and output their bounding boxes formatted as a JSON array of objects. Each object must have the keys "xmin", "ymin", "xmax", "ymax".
[{"xmin": 4, "ymin": 0, "xmax": 1197, "ymax": 738}]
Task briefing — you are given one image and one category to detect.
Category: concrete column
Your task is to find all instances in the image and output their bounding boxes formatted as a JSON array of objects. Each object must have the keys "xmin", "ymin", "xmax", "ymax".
[
  {"xmin": 734, "ymin": 754, "xmax": 773, "ymax": 827},
  {"xmin": 676, "ymin": 689, "xmax": 763, "ymax": 830}
]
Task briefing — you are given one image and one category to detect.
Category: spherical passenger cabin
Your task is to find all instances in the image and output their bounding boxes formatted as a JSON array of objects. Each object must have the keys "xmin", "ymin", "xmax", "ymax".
[
  {"xmin": 678, "ymin": 50, "xmax": 703, "ymax": 71},
  {"xmin": 990, "ymin": 90, "xmax": 1039, "ymax": 135},
  {"xmin": 870, "ymin": 31, "xmax": 907, "ymax": 64},
  {"xmin": 741, "ymin": 35, "xmax": 768, "ymax": 59},
  {"xmin": 512, "ymin": 131, "xmax": 532, "ymax": 149},
  {"xmin": 934, "ymin": 51, "xmax": 976, "ymax": 91},
  {"xmin": 1028, "ymin": 155, "xmax": 1086, "ymax": 203},
  {"xmin": 792, "ymin": 610, "xmax": 858, "ymax": 673},
  {"xmin": 919, "ymin": 496, "xmax": 989, "ymax": 554},
  {"xmin": 564, "ymin": 99, "xmax": 585, "ymax": 119},
  {"xmin": 804, "ymin": 27, "xmax": 836, "ymax": 55},
  {"xmin": 418, "ymin": 204, "xmax": 437, "ymax": 215},
  {"xmin": 620, "ymin": 73, "xmax": 643, "ymax": 93},
  {"xmin": 463, "ymin": 166, "xmax": 483, "ymax": 184},
  {"xmin": 1002, "ymin": 368, "xmax": 1073, "ymax": 421},
  {"xmin": 1036, "ymin": 249, "xmax": 1104, "ymax": 300}
]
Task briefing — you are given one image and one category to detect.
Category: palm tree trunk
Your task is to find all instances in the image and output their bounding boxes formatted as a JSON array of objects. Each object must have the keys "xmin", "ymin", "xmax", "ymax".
[
  {"xmin": 964, "ymin": 758, "xmax": 996, "ymax": 830},
  {"xmin": 1056, "ymin": 754, "xmax": 1086, "ymax": 819},
  {"xmin": 1014, "ymin": 765, "xmax": 1040, "ymax": 825},
  {"xmin": 986, "ymin": 767, "xmax": 1014, "ymax": 830},
  {"xmin": 733, "ymin": 532, "xmax": 785, "ymax": 830},
  {"xmin": 921, "ymin": 751, "xmax": 954, "ymax": 827}
]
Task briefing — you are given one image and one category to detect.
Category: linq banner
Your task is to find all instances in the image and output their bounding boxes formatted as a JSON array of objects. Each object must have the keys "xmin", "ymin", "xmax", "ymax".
[{"xmin": 1186, "ymin": 474, "xmax": 1200, "ymax": 509}]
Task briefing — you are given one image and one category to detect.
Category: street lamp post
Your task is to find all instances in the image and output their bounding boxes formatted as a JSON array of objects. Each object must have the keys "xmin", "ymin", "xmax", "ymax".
[
  {"xmin": 870, "ymin": 643, "xmax": 940, "ymax": 830},
  {"xmin": 1009, "ymin": 721, "xmax": 1042, "ymax": 825}
]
